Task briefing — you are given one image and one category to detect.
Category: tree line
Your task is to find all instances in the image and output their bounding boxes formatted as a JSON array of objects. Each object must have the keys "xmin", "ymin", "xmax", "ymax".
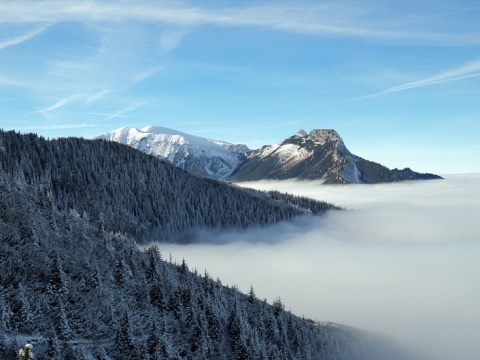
[{"xmin": 0, "ymin": 130, "xmax": 339, "ymax": 244}]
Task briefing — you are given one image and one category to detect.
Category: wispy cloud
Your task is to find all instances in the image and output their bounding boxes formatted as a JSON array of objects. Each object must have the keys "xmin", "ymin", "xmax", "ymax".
[
  {"xmin": 39, "ymin": 90, "xmax": 117, "ymax": 113},
  {"xmin": 89, "ymin": 112, "xmax": 128, "ymax": 119},
  {"xmin": 0, "ymin": 75, "xmax": 25, "ymax": 87},
  {"xmin": 41, "ymin": 93, "xmax": 85, "ymax": 112},
  {"xmin": 99, "ymin": 102, "xmax": 146, "ymax": 122},
  {"xmin": 1, "ymin": 2, "xmax": 479, "ymax": 46},
  {"xmin": 332, "ymin": 58, "xmax": 480, "ymax": 105},
  {"xmin": 159, "ymin": 29, "xmax": 189, "ymax": 51},
  {"xmin": 132, "ymin": 66, "xmax": 167, "ymax": 83},
  {"xmin": 386, "ymin": 59, "xmax": 480, "ymax": 92},
  {"xmin": 85, "ymin": 90, "xmax": 113, "ymax": 104},
  {"xmin": 0, "ymin": 25, "xmax": 48, "ymax": 49}
]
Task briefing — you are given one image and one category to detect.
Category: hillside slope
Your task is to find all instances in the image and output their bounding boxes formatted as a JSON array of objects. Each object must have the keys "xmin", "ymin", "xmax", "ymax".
[
  {"xmin": 0, "ymin": 167, "xmax": 417, "ymax": 359},
  {"xmin": 0, "ymin": 130, "xmax": 338, "ymax": 243}
]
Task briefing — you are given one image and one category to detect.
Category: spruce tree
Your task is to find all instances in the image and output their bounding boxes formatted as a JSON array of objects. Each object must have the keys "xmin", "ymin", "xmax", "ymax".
[
  {"xmin": 273, "ymin": 296, "xmax": 284, "ymax": 317},
  {"xmin": 9, "ymin": 337, "xmax": 18, "ymax": 360},
  {"xmin": 47, "ymin": 333, "xmax": 61, "ymax": 360},
  {"xmin": 114, "ymin": 313, "xmax": 136, "ymax": 357},
  {"xmin": 247, "ymin": 285, "xmax": 256, "ymax": 304}
]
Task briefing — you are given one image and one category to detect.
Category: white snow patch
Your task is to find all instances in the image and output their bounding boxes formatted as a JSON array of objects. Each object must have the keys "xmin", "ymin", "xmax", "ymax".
[
  {"xmin": 254, "ymin": 142, "xmax": 311, "ymax": 164},
  {"xmin": 339, "ymin": 156, "xmax": 362, "ymax": 184}
]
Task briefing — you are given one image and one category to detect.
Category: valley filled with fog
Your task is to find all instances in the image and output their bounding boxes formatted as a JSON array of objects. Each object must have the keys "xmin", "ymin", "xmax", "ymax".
[{"xmin": 160, "ymin": 175, "xmax": 480, "ymax": 360}]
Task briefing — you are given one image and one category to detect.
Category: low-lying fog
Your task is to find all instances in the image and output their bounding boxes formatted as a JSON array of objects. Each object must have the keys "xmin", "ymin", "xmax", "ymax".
[{"xmin": 160, "ymin": 174, "xmax": 480, "ymax": 360}]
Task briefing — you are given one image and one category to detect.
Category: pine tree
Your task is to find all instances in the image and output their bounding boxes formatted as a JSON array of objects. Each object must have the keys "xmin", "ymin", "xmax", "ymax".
[
  {"xmin": 96, "ymin": 212, "xmax": 105, "ymax": 238},
  {"xmin": 0, "ymin": 288, "xmax": 11, "ymax": 344},
  {"xmin": 115, "ymin": 313, "xmax": 136, "ymax": 357},
  {"xmin": 146, "ymin": 244, "xmax": 162, "ymax": 282},
  {"xmin": 205, "ymin": 305, "xmax": 221, "ymax": 345},
  {"xmin": 228, "ymin": 304, "xmax": 246, "ymax": 357},
  {"xmin": 114, "ymin": 258, "xmax": 125, "ymax": 286},
  {"xmin": 146, "ymin": 321, "xmax": 160, "ymax": 360},
  {"xmin": 55, "ymin": 301, "xmax": 72, "ymax": 340},
  {"xmin": 247, "ymin": 285, "xmax": 256, "ymax": 304},
  {"xmin": 91, "ymin": 266, "xmax": 101, "ymax": 289},
  {"xmin": 9, "ymin": 337, "xmax": 18, "ymax": 360},
  {"xmin": 167, "ymin": 290, "xmax": 183, "ymax": 322},
  {"xmin": 273, "ymin": 297, "xmax": 284, "ymax": 317},
  {"xmin": 47, "ymin": 251, "xmax": 68, "ymax": 304},
  {"xmin": 47, "ymin": 333, "xmax": 61, "ymax": 360},
  {"xmin": 14, "ymin": 284, "xmax": 32, "ymax": 332},
  {"xmin": 179, "ymin": 258, "xmax": 189, "ymax": 276},
  {"xmin": 189, "ymin": 313, "xmax": 213, "ymax": 359},
  {"xmin": 149, "ymin": 280, "xmax": 165, "ymax": 311}
]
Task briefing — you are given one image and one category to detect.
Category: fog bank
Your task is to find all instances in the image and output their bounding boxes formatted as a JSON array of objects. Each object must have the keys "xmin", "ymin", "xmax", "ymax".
[{"xmin": 160, "ymin": 175, "xmax": 480, "ymax": 360}]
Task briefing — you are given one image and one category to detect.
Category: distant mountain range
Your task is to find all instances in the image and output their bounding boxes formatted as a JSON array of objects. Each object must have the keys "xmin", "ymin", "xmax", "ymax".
[
  {"xmin": 96, "ymin": 125, "xmax": 248, "ymax": 180},
  {"xmin": 97, "ymin": 126, "xmax": 442, "ymax": 184}
]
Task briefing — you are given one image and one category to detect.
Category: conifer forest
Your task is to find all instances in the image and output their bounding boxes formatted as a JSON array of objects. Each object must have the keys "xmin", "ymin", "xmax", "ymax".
[{"xmin": 0, "ymin": 130, "xmax": 413, "ymax": 359}]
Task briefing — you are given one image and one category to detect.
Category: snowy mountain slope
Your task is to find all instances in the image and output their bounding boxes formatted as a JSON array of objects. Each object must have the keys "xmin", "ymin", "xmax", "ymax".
[
  {"xmin": 0, "ymin": 168, "xmax": 414, "ymax": 359},
  {"xmin": 230, "ymin": 129, "xmax": 442, "ymax": 184},
  {"xmin": 96, "ymin": 126, "xmax": 442, "ymax": 184},
  {"xmin": 230, "ymin": 129, "xmax": 365, "ymax": 183},
  {"xmin": 96, "ymin": 126, "xmax": 249, "ymax": 180}
]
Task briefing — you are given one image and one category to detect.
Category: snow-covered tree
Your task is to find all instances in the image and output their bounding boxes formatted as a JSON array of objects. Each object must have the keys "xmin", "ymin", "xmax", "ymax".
[
  {"xmin": 114, "ymin": 313, "xmax": 136, "ymax": 357},
  {"xmin": 18, "ymin": 343, "xmax": 33, "ymax": 360},
  {"xmin": 46, "ymin": 333, "xmax": 61, "ymax": 360}
]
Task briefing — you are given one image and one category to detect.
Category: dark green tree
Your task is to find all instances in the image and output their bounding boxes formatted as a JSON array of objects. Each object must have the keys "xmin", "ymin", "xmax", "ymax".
[{"xmin": 114, "ymin": 313, "xmax": 136, "ymax": 357}]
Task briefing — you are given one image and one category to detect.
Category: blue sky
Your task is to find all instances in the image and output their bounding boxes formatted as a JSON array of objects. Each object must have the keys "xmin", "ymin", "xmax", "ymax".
[{"xmin": 0, "ymin": 1, "xmax": 479, "ymax": 174}]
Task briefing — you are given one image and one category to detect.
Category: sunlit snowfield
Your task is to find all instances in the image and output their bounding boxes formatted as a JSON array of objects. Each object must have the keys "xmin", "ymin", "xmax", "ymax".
[{"xmin": 160, "ymin": 174, "xmax": 480, "ymax": 360}]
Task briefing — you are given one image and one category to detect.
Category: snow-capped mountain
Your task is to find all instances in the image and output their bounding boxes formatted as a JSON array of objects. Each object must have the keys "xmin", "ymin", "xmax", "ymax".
[
  {"xmin": 96, "ymin": 126, "xmax": 441, "ymax": 184},
  {"xmin": 96, "ymin": 126, "xmax": 249, "ymax": 180},
  {"xmin": 229, "ymin": 129, "xmax": 442, "ymax": 184}
]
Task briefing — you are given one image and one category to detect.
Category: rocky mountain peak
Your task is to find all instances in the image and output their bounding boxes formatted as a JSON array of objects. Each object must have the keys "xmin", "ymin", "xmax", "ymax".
[
  {"xmin": 294, "ymin": 129, "xmax": 308, "ymax": 138},
  {"xmin": 307, "ymin": 129, "xmax": 343, "ymax": 145}
]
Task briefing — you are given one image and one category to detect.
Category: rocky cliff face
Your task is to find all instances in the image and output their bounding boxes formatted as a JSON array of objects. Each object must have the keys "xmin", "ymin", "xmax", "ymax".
[{"xmin": 229, "ymin": 129, "xmax": 442, "ymax": 184}]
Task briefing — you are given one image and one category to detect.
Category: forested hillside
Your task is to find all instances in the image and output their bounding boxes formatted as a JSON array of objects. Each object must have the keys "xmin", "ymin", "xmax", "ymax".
[
  {"xmin": 0, "ymin": 130, "xmax": 418, "ymax": 359},
  {"xmin": 0, "ymin": 130, "xmax": 338, "ymax": 243},
  {"xmin": 0, "ymin": 171, "xmax": 413, "ymax": 359}
]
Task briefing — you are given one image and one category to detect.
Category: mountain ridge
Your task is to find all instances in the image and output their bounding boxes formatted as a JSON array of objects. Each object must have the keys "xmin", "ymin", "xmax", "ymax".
[
  {"xmin": 96, "ymin": 126, "xmax": 441, "ymax": 184},
  {"xmin": 230, "ymin": 128, "xmax": 442, "ymax": 183},
  {"xmin": 96, "ymin": 126, "xmax": 249, "ymax": 180}
]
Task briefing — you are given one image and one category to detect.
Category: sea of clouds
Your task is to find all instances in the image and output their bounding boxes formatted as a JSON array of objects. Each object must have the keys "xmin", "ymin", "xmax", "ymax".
[{"xmin": 160, "ymin": 174, "xmax": 480, "ymax": 360}]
